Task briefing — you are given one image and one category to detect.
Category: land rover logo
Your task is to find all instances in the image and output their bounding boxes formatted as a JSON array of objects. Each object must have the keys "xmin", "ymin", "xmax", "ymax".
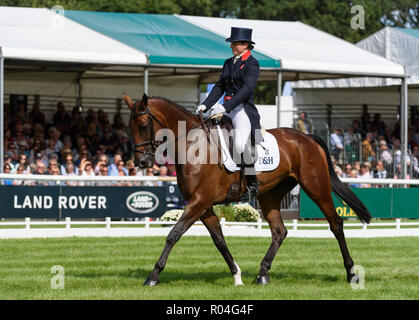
[{"xmin": 126, "ymin": 191, "xmax": 159, "ymax": 214}]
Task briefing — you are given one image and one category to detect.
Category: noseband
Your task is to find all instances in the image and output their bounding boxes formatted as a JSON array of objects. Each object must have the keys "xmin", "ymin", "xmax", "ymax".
[{"xmin": 130, "ymin": 101, "xmax": 166, "ymax": 158}]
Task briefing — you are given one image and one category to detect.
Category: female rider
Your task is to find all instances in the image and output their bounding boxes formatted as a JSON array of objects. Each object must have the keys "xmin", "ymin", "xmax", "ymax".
[{"xmin": 196, "ymin": 27, "xmax": 261, "ymax": 200}]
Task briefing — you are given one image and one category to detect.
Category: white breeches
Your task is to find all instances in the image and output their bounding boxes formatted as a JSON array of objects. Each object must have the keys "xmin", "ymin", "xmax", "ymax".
[{"xmin": 225, "ymin": 104, "xmax": 251, "ymax": 155}]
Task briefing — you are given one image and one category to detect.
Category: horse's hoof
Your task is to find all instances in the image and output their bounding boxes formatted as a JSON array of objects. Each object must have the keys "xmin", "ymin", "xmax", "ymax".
[
  {"xmin": 349, "ymin": 274, "xmax": 359, "ymax": 284},
  {"xmin": 257, "ymin": 275, "xmax": 270, "ymax": 285},
  {"xmin": 143, "ymin": 277, "xmax": 159, "ymax": 287}
]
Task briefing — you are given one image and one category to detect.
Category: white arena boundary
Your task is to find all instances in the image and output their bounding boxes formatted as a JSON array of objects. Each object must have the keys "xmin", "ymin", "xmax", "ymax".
[
  {"xmin": 0, "ymin": 217, "xmax": 418, "ymax": 239},
  {"xmin": 0, "ymin": 174, "xmax": 417, "ymax": 185},
  {"xmin": 0, "ymin": 175, "xmax": 418, "ymax": 239}
]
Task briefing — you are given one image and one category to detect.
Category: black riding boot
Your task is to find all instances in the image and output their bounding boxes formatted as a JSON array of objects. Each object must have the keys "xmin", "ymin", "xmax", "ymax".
[
  {"xmin": 239, "ymin": 151, "xmax": 260, "ymax": 202},
  {"xmin": 240, "ymin": 171, "xmax": 259, "ymax": 202}
]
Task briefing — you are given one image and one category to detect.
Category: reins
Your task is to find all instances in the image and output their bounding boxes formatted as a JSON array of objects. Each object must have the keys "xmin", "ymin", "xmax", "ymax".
[{"xmin": 130, "ymin": 102, "xmax": 214, "ymax": 157}]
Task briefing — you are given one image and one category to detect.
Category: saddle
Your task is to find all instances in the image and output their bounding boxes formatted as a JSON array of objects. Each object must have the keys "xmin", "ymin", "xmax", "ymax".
[
  {"xmin": 199, "ymin": 112, "xmax": 280, "ymax": 171},
  {"xmin": 199, "ymin": 114, "xmax": 233, "ymax": 159},
  {"xmin": 199, "ymin": 114, "xmax": 280, "ymax": 202},
  {"xmin": 217, "ymin": 116, "xmax": 235, "ymax": 161}
]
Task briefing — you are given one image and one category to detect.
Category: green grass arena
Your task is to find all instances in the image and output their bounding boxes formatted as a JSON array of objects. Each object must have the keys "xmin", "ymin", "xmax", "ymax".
[{"xmin": 0, "ymin": 236, "xmax": 417, "ymax": 299}]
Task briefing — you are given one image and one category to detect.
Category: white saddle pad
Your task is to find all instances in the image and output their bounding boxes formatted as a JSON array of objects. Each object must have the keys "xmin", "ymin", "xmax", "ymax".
[{"xmin": 216, "ymin": 125, "xmax": 280, "ymax": 173}]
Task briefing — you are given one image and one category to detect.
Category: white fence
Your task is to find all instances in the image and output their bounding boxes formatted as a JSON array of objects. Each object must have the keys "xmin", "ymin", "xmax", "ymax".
[
  {"xmin": 340, "ymin": 177, "xmax": 419, "ymax": 186},
  {"xmin": 1, "ymin": 174, "xmax": 418, "ymax": 185},
  {"xmin": 0, "ymin": 175, "xmax": 418, "ymax": 239},
  {"xmin": 1, "ymin": 217, "xmax": 418, "ymax": 239},
  {"xmin": 0, "ymin": 173, "xmax": 177, "ymax": 183}
]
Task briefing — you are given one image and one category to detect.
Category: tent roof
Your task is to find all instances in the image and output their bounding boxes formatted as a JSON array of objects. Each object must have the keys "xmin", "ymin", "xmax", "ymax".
[
  {"xmin": 357, "ymin": 27, "xmax": 418, "ymax": 82},
  {"xmin": 179, "ymin": 15, "xmax": 405, "ymax": 78},
  {"xmin": 0, "ymin": 7, "xmax": 406, "ymax": 82},
  {"xmin": 64, "ymin": 10, "xmax": 280, "ymax": 69},
  {"xmin": 0, "ymin": 6, "xmax": 148, "ymax": 65},
  {"xmin": 395, "ymin": 27, "xmax": 419, "ymax": 40},
  {"xmin": 294, "ymin": 27, "xmax": 418, "ymax": 89}
]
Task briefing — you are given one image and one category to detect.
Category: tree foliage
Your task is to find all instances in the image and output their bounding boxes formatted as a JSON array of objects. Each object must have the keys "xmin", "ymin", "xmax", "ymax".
[
  {"xmin": 213, "ymin": 0, "xmax": 418, "ymax": 43},
  {"xmin": 2, "ymin": 0, "xmax": 417, "ymax": 43},
  {"xmin": 2, "ymin": 0, "xmax": 418, "ymax": 104}
]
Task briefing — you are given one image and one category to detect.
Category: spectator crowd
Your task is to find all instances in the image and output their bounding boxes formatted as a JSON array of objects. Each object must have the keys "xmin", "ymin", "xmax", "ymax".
[
  {"xmin": 1, "ymin": 101, "xmax": 176, "ymax": 185},
  {"xmin": 3, "ymin": 102, "xmax": 419, "ymax": 187},
  {"xmin": 296, "ymin": 111, "xmax": 419, "ymax": 185}
]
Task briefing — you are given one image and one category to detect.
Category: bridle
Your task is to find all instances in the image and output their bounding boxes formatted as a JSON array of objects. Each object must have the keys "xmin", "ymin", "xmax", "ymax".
[
  {"xmin": 130, "ymin": 100, "xmax": 166, "ymax": 158},
  {"xmin": 130, "ymin": 99, "xmax": 217, "ymax": 161}
]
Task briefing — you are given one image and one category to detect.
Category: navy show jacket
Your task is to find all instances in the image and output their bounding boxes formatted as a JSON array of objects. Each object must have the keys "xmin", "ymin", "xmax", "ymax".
[{"xmin": 202, "ymin": 51, "xmax": 262, "ymax": 143}]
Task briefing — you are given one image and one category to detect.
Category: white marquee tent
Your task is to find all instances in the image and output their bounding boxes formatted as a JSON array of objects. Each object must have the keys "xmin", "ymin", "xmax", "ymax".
[
  {"xmin": 179, "ymin": 15, "xmax": 405, "ymax": 79},
  {"xmin": 0, "ymin": 7, "xmax": 208, "ymax": 105},
  {"xmin": 0, "ymin": 7, "xmax": 409, "ymax": 173},
  {"xmin": 294, "ymin": 26, "xmax": 419, "ymax": 89},
  {"xmin": 292, "ymin": 27, "xmax": 419, "ymax": 177},
  {"xmin": 0, "ymin": 7, "xmax": 148, "ymax": 65}
]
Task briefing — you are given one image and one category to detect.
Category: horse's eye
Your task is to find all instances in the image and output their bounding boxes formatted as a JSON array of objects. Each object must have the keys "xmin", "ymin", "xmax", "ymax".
[{"xmin": 139, "ymin": 121, "xmax": 148, "ymax": 130}]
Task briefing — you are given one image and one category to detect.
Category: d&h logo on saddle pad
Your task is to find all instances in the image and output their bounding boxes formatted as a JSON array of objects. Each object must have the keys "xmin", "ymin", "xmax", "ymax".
[{"xmin": 216, "ymin": 125, "xmax": 280, "ymax": 173}]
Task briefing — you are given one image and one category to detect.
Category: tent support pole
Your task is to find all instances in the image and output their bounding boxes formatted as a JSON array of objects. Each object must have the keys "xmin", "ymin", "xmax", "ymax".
[
  {"xmin": 0, "ymin": 52, "xmax": 4, "ymax": 173},
  {"xmin": 76, "ymin": 72, "xmax": 82, "ymax": 112},
  {"xmin": 197, "ymin": 76, "xmax": 201, "ymax": 105},
  {"xmin": 144, "ymin": 67, "xmax": 149, "ymax": 95},
  {"xmin": 401, "ymin": 76, "xmax": 408, "ymax": 180},
  {"xmin": 277, "ymin": 71, "xmax": 282, "ymax": 128}
]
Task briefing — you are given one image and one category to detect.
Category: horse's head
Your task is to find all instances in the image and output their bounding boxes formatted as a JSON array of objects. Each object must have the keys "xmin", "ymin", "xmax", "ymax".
[{"xmin": 124, "ymin": 93, "xmax": 156, "ymax": 169}]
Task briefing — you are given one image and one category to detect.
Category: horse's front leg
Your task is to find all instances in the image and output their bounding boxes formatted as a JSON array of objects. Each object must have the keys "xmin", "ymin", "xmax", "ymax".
[
  {"xmin": 200, "ymin": 207, "xmax": 243, "ymax": 286},
  {"xmin": 143, "ymin": 197, "xmax": 211, "ymax": 286}
]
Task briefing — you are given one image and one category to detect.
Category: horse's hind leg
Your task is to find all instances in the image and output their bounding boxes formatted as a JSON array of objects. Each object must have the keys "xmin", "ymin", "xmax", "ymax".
[
  {"xmin": 256, "ymin": 179, "xmax": 296, "ymax": 285},
  {"xmin": 200, "ymin": 207, "xmax": 243, "ymax": 286},
  {"xmin": 298, "ymin": 173, "xmax": 357, "ymax": 283}
]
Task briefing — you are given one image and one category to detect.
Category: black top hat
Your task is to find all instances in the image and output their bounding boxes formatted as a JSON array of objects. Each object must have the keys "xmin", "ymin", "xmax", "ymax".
[{"xmin": 226, "ymin": 27, "xmax": 255, "ymax": 44}]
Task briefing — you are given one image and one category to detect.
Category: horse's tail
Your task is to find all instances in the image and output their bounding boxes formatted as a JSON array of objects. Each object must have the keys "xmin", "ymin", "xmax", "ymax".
[{"xmin": 309, "ymin": 134, "xmax": 372, "ymax": 224}]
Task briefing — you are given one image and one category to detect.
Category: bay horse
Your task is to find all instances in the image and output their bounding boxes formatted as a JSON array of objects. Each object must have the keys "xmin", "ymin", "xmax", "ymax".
[{"xmin": 124, "ymin": 93, "xmax": 371, "ymax": 287}]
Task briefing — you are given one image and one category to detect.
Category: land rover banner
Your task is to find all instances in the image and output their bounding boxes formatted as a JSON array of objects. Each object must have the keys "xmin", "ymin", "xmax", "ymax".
[{"xmin": 0, "ymin": 186, "xmax": 170, "ymax": 219}]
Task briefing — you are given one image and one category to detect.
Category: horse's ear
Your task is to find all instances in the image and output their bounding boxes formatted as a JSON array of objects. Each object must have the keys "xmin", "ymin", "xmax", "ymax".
[
  {"xmin": 142, "ymin": 93, "xmax": 148, "ymax": 107},
  {"xmin": 123, "ymin": 94, "xmax": 134, "ymax": 110}
]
